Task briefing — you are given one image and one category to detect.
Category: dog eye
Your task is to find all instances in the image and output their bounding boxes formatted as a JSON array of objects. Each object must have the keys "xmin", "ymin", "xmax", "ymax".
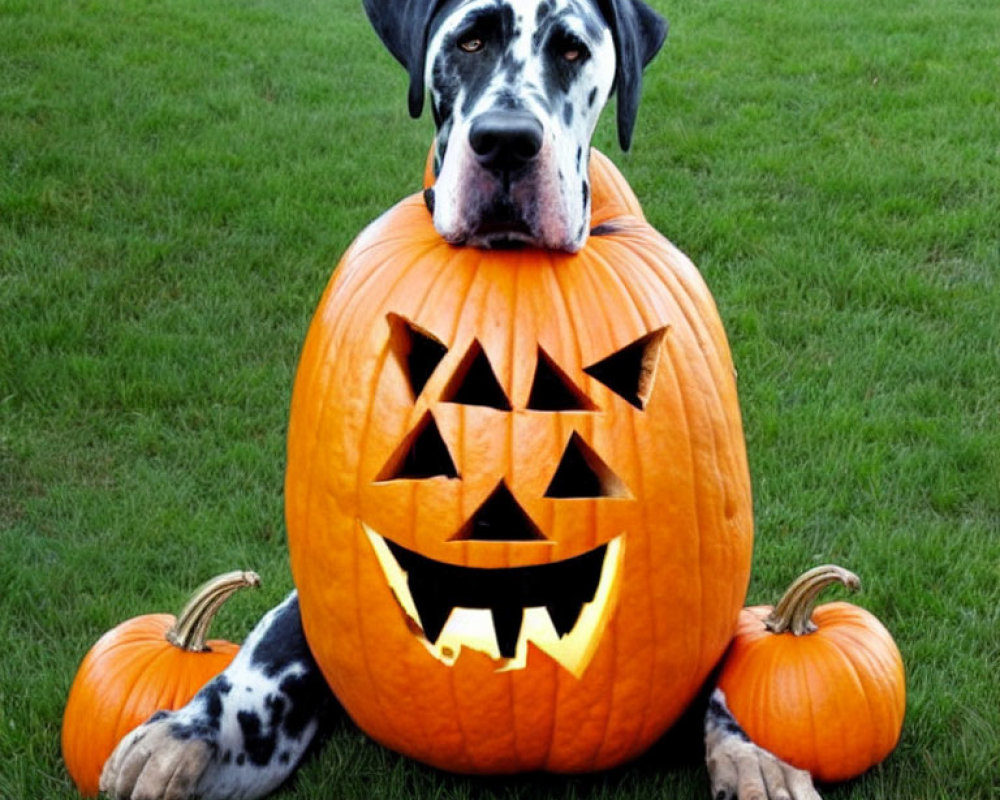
[
  {"xmin": 459, "ymin": 37, "xmax": 484, "ymax": 53},
  {"xmin": 551, "ymin": 34, "xmax": 589, "ymax": 64}
]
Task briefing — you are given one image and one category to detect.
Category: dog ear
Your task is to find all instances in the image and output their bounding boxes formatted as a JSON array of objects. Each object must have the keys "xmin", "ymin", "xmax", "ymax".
[
  {"xmin": 597, "ymin": 0, "xmax": 668, "ymax": 150},
  {"xmin": 362, "ymin": 0, "xmax": 443, "ymax": 118}
]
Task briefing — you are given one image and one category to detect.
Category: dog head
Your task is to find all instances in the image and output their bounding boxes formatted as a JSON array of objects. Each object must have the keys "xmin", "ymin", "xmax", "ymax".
[{"xmin": 363, "ymin": 0, "xmax": 666, "ymax": 251}]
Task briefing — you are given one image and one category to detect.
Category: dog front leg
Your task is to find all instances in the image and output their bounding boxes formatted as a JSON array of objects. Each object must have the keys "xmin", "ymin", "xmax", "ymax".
[
  {"xmin": 100, "ymin": 590, "xmax": 332, "ymax": 800},
  {"xmin": 705, "ymin": 689, "xmax": 821, "ymax": 800}
]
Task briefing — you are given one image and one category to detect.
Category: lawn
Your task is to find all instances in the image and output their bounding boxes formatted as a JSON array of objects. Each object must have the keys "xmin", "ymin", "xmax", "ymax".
[{"xmin": 1, "ymin": 0, "xmax": 997, "ymax": 798}]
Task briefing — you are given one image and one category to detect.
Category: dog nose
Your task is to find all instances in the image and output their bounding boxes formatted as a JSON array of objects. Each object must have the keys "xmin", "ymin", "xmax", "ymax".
[{"xmin": 469, "ymin": 111, "xmax": 543, "ymax": 172}]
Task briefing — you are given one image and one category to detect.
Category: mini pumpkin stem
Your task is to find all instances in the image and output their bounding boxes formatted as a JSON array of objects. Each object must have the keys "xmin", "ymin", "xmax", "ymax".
[
  {"xmin": 764, "ymin": 564, "xmax": 861, "ymax": 636},
  {"xmin": 166, "ymin": 570, "xmax": 261, "ymax": 652}
]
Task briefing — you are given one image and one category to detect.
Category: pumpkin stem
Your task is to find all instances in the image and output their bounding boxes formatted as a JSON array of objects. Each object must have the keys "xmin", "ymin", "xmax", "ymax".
[
  {"xmin": 764, "ymin": 564, "xmax": 861, "ymax": 636},
  {"xmin": 166, "ymin": 570, "xmax": 260, "ymax": 652}
]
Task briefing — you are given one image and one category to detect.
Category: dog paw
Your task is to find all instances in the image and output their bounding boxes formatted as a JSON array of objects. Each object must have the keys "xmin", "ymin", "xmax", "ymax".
[
  {"xmin": 704, "ymin": 690, "xmax": 821, "ymax": 800},
  {"xmin": 99, "ymin": 713, "xmax": 214, "ymax": 800},
  {"xmin": 706, "ymin": 737, "xmax": 820, "ymax": 800}
]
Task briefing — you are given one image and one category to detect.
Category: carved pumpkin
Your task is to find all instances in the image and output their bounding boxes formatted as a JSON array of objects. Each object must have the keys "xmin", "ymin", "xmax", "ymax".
[
  {"xmin": 286, "ymin": 194, "xmax": 753, "ymax": 773},
  {"xmin": 61, "ymin": 571, "xmax": 259, "ymax": 796},
  {"xmin": 423, "ymin": 145, "xmax": 645, "ymax": 227},
  {"xmin": 717, "ymin": 565, "xmax": 906, "ymax": 783}
]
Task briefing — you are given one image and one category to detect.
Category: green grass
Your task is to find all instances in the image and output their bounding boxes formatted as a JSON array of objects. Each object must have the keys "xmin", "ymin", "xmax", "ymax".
[{"xmin": 1, "ymin": 0, "xmax": 997, "ymax": 797}]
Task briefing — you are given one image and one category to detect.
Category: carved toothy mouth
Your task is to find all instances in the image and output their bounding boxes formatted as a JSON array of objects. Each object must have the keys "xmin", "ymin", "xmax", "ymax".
[{"xmin": 364, "ymin": 525, "xmax": 624, "ymax": 677}]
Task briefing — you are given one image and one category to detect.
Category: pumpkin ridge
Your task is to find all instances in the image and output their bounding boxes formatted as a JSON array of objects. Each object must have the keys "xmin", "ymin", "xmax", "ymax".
[
  {"xmin": 505, "ymin": 670, "xmax": 523, "ymax": 768},
  {"xmin": 796, "ymin": 644, "xmax": 822, "ymax": 775},
  {"xmin": 629, "ymin": 240, "xmax": 752, "ymax": 678},
  {"xmin": 833, "ymin": 633, "xmax": 883, "ymax": 772},
  {"xmin": 623, "ymin": 258, "xmax": 709, "ymax": 723},
  {"xmin": 607, "ymin": 255, "xmax": 661, "ymax": 755},
  {"xmin": 699, "ymin": 380, "xmax": 733, "ymax": 668},
  {"xmin": 354, "ymin": 344, "xmax": 418, "ymax": 745},
  {"xmin": 763, "ymin": 633, "xmax": 793, "ymax": 749},
  {"xmin": 304, "ymin": 261, "xmax": 411, "ymax": 745},
  {"xmin": 588, "ymin": 614, "xmax": 623, "ymax": 770},
  {"xmin": 548, "ymin": 259, "xmax": 596, "ymax": 552},
  {"xmin": 605, "ymin": 322, "xmax": 649, "ymax": 764},
  {"xmin": 445, "ymin": 650, "xmax": 474, "ymax": 769},
  {"xmin": 144, "ymin": 635, "xmax": 197, "ymax": 711},
  {"xmin": 65, "ymin": 622, "xmax": 164, "ymax": 793},
  {"xmin": 440, "ymin": 251, "xmax": 483, "ymax": 568},
  {"xmin": 825, "ymin": 620, "xmax": 897, "ymax": 771},
  {"xmin": 571, "ymin": 244, "xmax": 654, "ymax": 759},
  {"xmin": 673, "ymin": 277, "xmax": 744, "ymax": 483},
  {"xmin": 543, "ymin": 258, "xmax": 586, "ymax": 399},
  {"xmin": 814, "ymin": 635, "xmax": 861, "ymax": 778},
  {"xmin": 296, "ymin": 232, "xmax": 427, "ymax": 508},
  {"xmin": 504, "ymin": 258, "xmax": 521, "ymax": 569},
  {"xmin": 547, "ymin": 261, "xmax": 591, "ymax": 553},
  {"xmin": 110, "ymin": 626, "xmax": 179, "ymax": 740},
  {"xmin": 516, "ymin": 265, "xmax": 554, "ymax": 565},
  {"xmin": 647, "ymin": 250, "xmax": 724, "ymax": 689},
  {"xmin": 392, "ymin": 245, "xmax": 474, "ymax": 545},
  {"xmin": 537, "ymin": 651, "xmax": 560, "ymax": 770},
  {"xmin": 457, "ymin": 253, "xmax": 493, "ymax": 566},
  {"xmin": 728, "ymin": 634, "xmax": 762, "ymax": 740},
  {"xmin": 535, "ymin": 258, "xmax": 617, "ymax": 766},
  {"xmin": 559, "ymin": 249, "xmax": 625, "ymax": 540}
]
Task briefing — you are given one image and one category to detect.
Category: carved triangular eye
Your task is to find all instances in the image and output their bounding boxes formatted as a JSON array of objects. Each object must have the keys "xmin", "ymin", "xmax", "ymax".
[
  {"xmin": 375, "ymin": 412, "xmax": 459, "ymax": 481},
  {"xmin": 527, "ymin": 348, "xmax": 597, "ymax": 411},
  {"xmin": 441, "ymin": 340, "xmax": 512, "ymax": 411},
  {"xmin": 583, "ymin": 327, "xmax": 667, "ymax": 410},
  {"xmin": 387, "ymin": 313, "xmax": 448, "ymax": 400},
  {"xmin": 544, "ymin": 432, "xmax": 629, "ymax": 498},
  {"xmin": 451, "ymin": 482, "xmax": 546, "ymax": 541}
]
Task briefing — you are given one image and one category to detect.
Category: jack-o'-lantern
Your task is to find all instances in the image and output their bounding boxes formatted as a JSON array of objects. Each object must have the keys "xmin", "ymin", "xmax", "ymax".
[{"xmin": 286, "ymin": 194, "xmax": 753, "ymax": 773}]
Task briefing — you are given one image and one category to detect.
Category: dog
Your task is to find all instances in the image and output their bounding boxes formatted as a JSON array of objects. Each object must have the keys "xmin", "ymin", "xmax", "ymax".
[{"xmin": 98, "ymin": 2, "xmax": 821, "ymax": 798}]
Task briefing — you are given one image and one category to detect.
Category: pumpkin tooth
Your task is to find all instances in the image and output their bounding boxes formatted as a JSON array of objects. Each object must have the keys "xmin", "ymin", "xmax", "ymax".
[
  {"xmin": 407, "ymin": 579, "xmax": 454, "ymax": 646},
  {"xmin": 546, "ymin": 600, "xmax": 586, "ymax": 637},
  {"xmin": 490, "ymin": 605, "xmax": 525, "ymax": 658}
]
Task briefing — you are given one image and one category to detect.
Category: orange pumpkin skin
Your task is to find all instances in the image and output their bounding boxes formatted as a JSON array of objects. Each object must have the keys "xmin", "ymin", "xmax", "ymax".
[
  {"xmin": 286, "ymin": 195, "xmax": 753, "ymax": 774},
  {"xmin": 62, "ymin": 572, "xmax": 257, "ymax": 796},
  {"xmin": 423, "ymin": 145, "xmax": 644, "ymax": 227},
  {"xmin": 717, "ymin": 580, "xmax": 906, "ymax": 783}
]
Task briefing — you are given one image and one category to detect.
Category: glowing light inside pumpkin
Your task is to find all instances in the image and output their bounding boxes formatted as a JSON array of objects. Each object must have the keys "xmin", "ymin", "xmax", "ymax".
[{"xmin": 364, "ymin": 525, "xmax": 624, "ymax": 678}]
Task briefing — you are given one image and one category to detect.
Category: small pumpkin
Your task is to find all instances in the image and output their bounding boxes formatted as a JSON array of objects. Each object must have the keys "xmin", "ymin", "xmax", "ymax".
[
  {"xmin": 286, "ymin": 193, "xmax": 753, "ymax": 773},
  {"xmin": 62, "ymin": 570, "xmax": 259, "ymax": 796},
  {"xmin": 422, "ymin": 145, "xmax": 644, "ymax": 227},
  {"xmin": 717, "ymin": 564, "xmax": 906, "ymax": 783}
]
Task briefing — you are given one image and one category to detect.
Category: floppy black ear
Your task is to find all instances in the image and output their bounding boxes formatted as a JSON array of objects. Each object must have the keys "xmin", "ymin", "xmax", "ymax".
[
  {"xmin": 596, "ymin": 0, "xmax": 668, "ymax": 150},
  {"xmin": 362, "ymin": 0, "xmax": 443, "ymax": 118}
]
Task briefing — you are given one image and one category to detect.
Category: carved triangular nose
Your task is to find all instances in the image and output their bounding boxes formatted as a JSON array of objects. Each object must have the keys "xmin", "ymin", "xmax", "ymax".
[
  {"xmin": 452, "ymin": 482, "xmax": 546, "ymax": 542},
  {"xmin": 469, "ymin": 111, "xmax": 544, "ymax": 172}
]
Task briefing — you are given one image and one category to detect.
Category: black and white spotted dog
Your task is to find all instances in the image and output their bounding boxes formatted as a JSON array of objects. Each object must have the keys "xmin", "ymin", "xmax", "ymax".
[{"xmin": 99, "ymin": 1, "xmax": 821, "ymax": 798}]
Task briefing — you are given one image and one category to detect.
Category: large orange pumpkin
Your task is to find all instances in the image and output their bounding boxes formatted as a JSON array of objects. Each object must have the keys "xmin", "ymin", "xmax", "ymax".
[
  {"xmin": 286, "ymin": 194, "xmax": 753, "ymax": 773},
  {"xmin": 62, "ymin": 571, "xmax": 259, "ymax": 796},
  {"xmin": 423, "ymin": 145, "xmax": 645, "ymax": 227},
  {"xmin": 717, "ymin": 565, "xmax": 906, "ymax": 783}
]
